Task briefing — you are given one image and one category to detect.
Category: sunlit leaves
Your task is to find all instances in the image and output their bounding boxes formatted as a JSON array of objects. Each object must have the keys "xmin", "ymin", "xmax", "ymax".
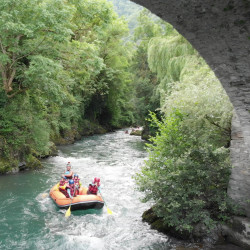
[{"xmin": 0, "ymin": 0, "xmax": 134, "ymax": 165}]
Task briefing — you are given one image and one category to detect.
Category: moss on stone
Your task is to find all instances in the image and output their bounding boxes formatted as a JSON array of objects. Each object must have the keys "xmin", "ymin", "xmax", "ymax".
[
  {"xmin": 48, "ymin": 143, "xmax": 58, "ymax": 157},
  {"xmin": 130, "ymin": 130, "xmax": 142, "ymax": 136},
  {"xmin": 80, "ymin": 120, "xmax": 107, "ymax": 136},
  {"xmin": 53, "ymin": 121, "xmax": 107, "ymax": 146},
  {"xmin": 52, "ymin": 127, "xmax": 81, "ymax": 145},
  {"xmin": 0, "ymin": 120, "xmax": 107, "ymax": 175},
  {"xmin": 0, "ymin": 153, "xmax": 43, "ymax": 175},
  {"xmin": 142, "ymin": 207, "xmax": 159, "ymax": 223},
  {"xmin": 0, "ymin": 158, "xmax": 19, "ymax": 174},
  {"xmin": 25, "ymin": 154, "xmax": 42, "ymax": 169},
  {"xmin": 142, "ymin": 207, "xmax": 192, "ymax": 240}
]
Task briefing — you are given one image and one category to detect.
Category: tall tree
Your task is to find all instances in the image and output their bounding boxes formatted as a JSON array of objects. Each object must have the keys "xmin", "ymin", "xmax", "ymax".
[
  {"xmin": 135, "ymin": 14, "xmax": 236, "ymax": 234},
  {"xmin": 0, "ymin": 0, "xmax": 73, "ymax": 97},
  {"xmin": 0, "ymin": 0, "xmax": 135, "ymax": 173},
  {"xmin": 130, "ymin": 10, "xmax": 164, "ymax": 125}
]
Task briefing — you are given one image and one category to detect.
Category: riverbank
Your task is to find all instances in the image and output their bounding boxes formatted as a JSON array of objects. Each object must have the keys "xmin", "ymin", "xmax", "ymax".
[
  {"xmin": 0, "ymin": 129, "xmax": 176, "ymax": 249},
  {"xmin": 0, "ymin": 120, "xmax": 108, "ymax": 175},
  {"xmin": 142, "ymin": 207, "xmax": 248, "ymax": 249},
  {"xmin": 1, "ymin": 129, "xmax": 246, "ymax": 249}
]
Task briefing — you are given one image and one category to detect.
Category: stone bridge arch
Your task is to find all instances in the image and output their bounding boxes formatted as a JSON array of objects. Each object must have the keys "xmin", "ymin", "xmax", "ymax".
[{"xmin": 132, "ymin": 0, "xmax": 250, "ymax": 217}]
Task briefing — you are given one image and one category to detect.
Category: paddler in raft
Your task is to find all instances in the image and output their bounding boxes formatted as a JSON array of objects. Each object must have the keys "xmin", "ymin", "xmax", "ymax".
[
  {"xmin": 58, "ymin": 178, "xmax": 76, "ymax": 198},
  {"xmin": 58, "ymin": 176, "xmax": 68, "ymax": 197},
  {"xmin": 73, "ymin": 174, "xmax": 82, "ymax": 196},
  {"xmin": 62, "ymin": 162, "xmax": 73, "ymax": 180},
  {"xmin": 87, "ymin": 177, "xmax": 100, "ymax": 195},
  {"xmin": 66, "ymin": 179, "xmax": 75, "ymax": 199},
  {"xmin": 59, "ymin": 173, "xmax": 82, "ymax": 197}
]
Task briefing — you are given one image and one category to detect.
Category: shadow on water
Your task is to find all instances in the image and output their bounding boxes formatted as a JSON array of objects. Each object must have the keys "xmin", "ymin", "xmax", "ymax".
[{"xmin": 71, "ymin": 208, "xmax": 104, "ymax": 217}]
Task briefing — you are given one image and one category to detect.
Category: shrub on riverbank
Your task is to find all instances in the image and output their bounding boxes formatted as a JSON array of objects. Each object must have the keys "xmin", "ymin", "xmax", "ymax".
[{"xmin": 135, "ymin": 111, "xmax": 238, "ymax": 235}]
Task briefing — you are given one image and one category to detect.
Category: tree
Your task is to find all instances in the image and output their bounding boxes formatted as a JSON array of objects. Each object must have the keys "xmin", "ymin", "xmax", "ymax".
[
  {"xmin": 134, "ymin": 11, "xmax": 236, "ymax": 234},
  {"xmin": 0, "ymin": 0, "xmax": 135, "ymax": 172},
  {"xmin": 130, "ymin": 10, "xmax": 164, "ymax": 125},
  {"xmin": 0, "ymin": 0, "xmax": 73, "ymax": 97},
  {"xmin": 135, "ymin": 111, "xmax": 236, "ymax": 233}
]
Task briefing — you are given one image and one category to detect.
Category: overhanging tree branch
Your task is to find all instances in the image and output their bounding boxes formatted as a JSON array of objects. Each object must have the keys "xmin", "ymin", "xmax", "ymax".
[
  {"xmin": 7, "ymin": 88, "xmax": 27, "ymax": 98},
  {"xmin": 10, "ymin": 37, "xmax": 46, "ymax": 69},
  {"xmin": 204, "ymin": 115, "xmax": 230, "ymax": 135}
]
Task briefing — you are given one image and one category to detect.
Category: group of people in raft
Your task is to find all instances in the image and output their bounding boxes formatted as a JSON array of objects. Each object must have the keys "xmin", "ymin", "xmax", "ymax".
[{"xmin": 58, "ymin": 162, "xmax": 100, "ymax": 199}]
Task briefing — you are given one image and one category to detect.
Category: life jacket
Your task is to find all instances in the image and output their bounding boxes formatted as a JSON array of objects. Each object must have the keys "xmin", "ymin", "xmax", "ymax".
[
  {"xmin": 64, "ymin": 171, "xmax": 73, "ymax": 179},
  {"xmin": 59, "ymin": 183, "xmax": 68, "ymax": 197},
  {"xmin": 71, "ymin": 185, "xmax": 75, "ymax": 196},
  {"xmin": 59, "ymin": 183, "xmax": 66, "ymax": 190},
  {"xmin": 88, "ymin": 184, "xmax": 98, "ymax": 195},
  {"xmin": 73, "ymin": 179, "xmax": 80, "ymax": 195},
  {"xmin": 74, "ymin": 178, "xmax": 80, "ymax": 186},
  {"xmin": 59, "ymin": 180, "xmax": 65, "ymax": 186},
  {"xmin": 66, "ymin": 184, "xmax": 77, "ymax": 197}
]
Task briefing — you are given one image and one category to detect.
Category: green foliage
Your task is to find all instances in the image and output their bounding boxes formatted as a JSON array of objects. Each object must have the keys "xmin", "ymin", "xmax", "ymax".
[
  {"xmin": 146, "ymin": 28, "xmax": 233, "ymax": 146},
  {"xmin": 130, "ymin": 10, "xmax": 164, "ymax": 125},
  {"xmin": 162, "ymin": 67, "xmax": 233, "ymax": 147},
  {"xmin": 135, "ymin": 111, "xmax": 236, "ymax": 232},
  {"xmin": 0, "ymin": 0, "xmax": 135, "ymax": 172},
  {"xmin": 132, "ymin": 7, "xmax": 236, "ymax": 234},
  {"xmin": 0, "ymin": 0, "xmax": 73, "ymax": 94},
  {"xmin": 108, "ymin": 0, "xmax": 142, "ymax": 35},
  {"xmin": 147, "ymin": 35, "xmax": 198, "ymax": 104}
]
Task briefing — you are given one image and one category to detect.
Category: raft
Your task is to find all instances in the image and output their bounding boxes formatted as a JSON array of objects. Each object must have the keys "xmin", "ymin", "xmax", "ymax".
[{"xmin": 49, "ymin": 184, "xmax": 104, "ymax": 211}]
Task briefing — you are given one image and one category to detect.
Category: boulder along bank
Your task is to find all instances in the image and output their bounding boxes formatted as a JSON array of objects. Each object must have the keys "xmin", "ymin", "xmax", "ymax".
[{"xmin": 142, "ymin": 207, "xmax": 250, "ymax": 249}]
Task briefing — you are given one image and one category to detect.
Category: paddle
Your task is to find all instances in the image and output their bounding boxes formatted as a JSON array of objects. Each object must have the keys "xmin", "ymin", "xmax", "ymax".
[
  {"xmin": 97, "ymin": 187, "xmax": 112, "ymax": 215},
  {"xmin": 65, "ymin": 186, "xmax": 77, "ymax": 218}
]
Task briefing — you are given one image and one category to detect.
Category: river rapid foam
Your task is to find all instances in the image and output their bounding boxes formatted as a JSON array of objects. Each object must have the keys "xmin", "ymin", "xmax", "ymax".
[{"xmin": 0, "ymin": 130, "xmax": 202, "ymax": 250}]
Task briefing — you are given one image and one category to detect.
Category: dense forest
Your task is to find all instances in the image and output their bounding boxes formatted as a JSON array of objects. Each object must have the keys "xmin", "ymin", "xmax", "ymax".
[
  {"xmin": 0, "ymin": 0, "xmax": 135, "ymax": 173},
  {"xmin": 0, "ymin": 0, "xmax": 238, "ymax": 238}
]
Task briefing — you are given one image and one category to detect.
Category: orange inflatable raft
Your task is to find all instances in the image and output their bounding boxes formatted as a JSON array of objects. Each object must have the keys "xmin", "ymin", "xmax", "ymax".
[{"xmin": 49, "ymin": 184, "xmax": 104, "ymax": 210}]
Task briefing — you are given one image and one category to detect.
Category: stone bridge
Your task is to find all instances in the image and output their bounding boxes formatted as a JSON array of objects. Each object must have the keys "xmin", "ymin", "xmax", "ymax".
[{"xmin": 132, "ymin": 0, "xmax": 250, "ymax": 247}]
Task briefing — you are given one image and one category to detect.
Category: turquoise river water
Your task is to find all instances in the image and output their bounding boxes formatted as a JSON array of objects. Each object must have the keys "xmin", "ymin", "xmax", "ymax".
[{"xmin": 0, "ymin": 130, "xmax": 217, "ymax": 250}]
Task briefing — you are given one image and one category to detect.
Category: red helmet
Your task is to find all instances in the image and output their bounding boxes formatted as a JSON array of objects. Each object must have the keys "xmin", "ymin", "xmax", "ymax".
[{"xmin": 94, "ymin": 177, "xmax": 100, "ymax": 183}]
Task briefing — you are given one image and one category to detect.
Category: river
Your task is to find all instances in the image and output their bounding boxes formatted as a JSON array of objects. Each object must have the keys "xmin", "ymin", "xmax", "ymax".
[{"xmin": 0, "ymin": 130, "xmax": 227, "ymax": 250}]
